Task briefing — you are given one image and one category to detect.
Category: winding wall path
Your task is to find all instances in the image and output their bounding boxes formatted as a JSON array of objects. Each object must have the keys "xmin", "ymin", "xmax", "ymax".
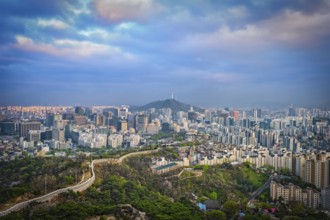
[{"xmin": 0, "ymin": 148, "xmax": 159, "ymax": 217}]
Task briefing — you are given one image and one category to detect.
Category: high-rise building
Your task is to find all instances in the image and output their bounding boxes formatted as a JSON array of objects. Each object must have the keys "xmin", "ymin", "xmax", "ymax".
[
  {"xmin": 288, "ymin": 106, "xmax": 296, "ymax": 117},
  {"xmin": 231, "ymin": 110, "xmax": 240, "ymax": 121},
  {"xmin": 270, "ymin": 181, "xmax": 320, "ymax": 209},
  {"xmin": 253, "ymin": 108, "xmax": 262, "ymax": 118},
  {"xmin": 29, "ymin": 130, "xmax": 41, "ymax": 143},
  {"xmin": 303, "ymin": 158, "xmax": 330, "ymax": 189},
  {"xmin": 137, "ymin": 114, "xmax": 148, "ymax": 133},
  {"xmin": 305, "ymin": 159, "xmax": 315, "ymax": 185},
  {"xmin": 45, "ymin": 112, "xmax": 55, "ymax": 127},
  {"xmin": 0, "ymin": 121, "xmax": 16, "ymax": 135},
  {"xmin": 188, "ymin": 111, "xmax": 198, "ymax": 122},
  {"xmin": 52, "ymin": 128, "xmax": 65, "ymax": 142},
  {"xmin": 321, "ymin": 187, "xmax": 330, "ymax": 210},
  {"xmin": 75, "ymin": 106, "xmax": 84, "ymax": 115},
  {"xmin": 19, "ymin": 121, "xmax": 41, "ymax": 137},
  {"xmin": 40, "ymin": 130, "xmax": 52, "ymax": 141},
  {"xmin": 119, "ymin": 107, "xmax": 128, "ymax": 119},
  {"xmin": 117, "ymin": 120, "xmax": 128, "ymax": 132},
  {"xmin": 74, "ymin": 116, "xmax": 87, "ymax": 125},
  {"xmin": 161, "ymin": 122, "xmax": 171, "ymax": 132},
  {"xmin": 54, "ymin": 120, "xmax": 65, "ymax": 129},
  {"xmin": 95, "ymin": 114, "xmax": 106, "ymax": 126}
]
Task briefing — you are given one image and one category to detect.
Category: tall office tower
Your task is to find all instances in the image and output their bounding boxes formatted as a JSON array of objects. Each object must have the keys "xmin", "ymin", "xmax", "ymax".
[
  {"xmin": 119, "ymin": 107, "xmax": 128, "ymax": 119},
  {"xmin": 241, "ymin": 111, "xmax": 247, "ymax": 119},
  {"xmin": 231, "ymin": 110, "xmax": 240, "ymax": 121},
  {"xmin": 188, "ymin": 107, "xmax": 198, "ymax": 122},
  {"xmin": 117, "ymin": 120, "xmax": 128, "ymax": 132},
  {"xmin": 46, "ymin": 112, "xmax": 55, "ymax": 127},
  {"xmin": 204, "ymin": 110, "xmax": 211, "ymax": 121},
  {"xmin": 137, "ymin": 114, "xmax": 148, "ymax": 133},
  {"xmin": 242, "ymin": 118, "xmax": 250, "ymax": 128},
  {"xmin": 253, "ymin": 108, "xmax": 262, "ymax": 118},
  {"xmin": 84, "ymin": 107, "xmax": 92, "ymax": 118},
  {"xmin": 52, "ymin": 128, "xmax": 65, "ymax": 142},
  {"xmin": 0, "ymin": 121, "xmax": 16, "ymax": 135},
  {"xmin": 127, "ymin": 114, "xmax": 135, "ymax": 129},
  {"xmin": 225, "ymin": 116, "xmax": 234, "ymax": 126},
  {"xmin": 95, "ymin": 114, "xmax": 105, "ymax": 126},
  {"xmin": 54, "ymin": 119, "xmax": 65, "ymax": 129},
  {"xmin": 75, "ymin": 106, "xmax": 84, "ymax": 115},
  {"xmin": 19, "ymin": 121, "xmax": 41, "ymax": 137},
  {"xmin": 288, "ymin": 105, "xmax": 296, "ymax": 117},
  {"xmin": 134, "ymin": 114, "xmax": 139, "ymax": 130}
]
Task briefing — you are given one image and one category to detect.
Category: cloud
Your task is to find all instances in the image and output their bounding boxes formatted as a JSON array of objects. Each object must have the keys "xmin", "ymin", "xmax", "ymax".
[
  {"xmin": 37, "ymin": 18, "xmax": 69, "ymax": 29},
  {"xmin": 114, "ymin": 22, "xmax": 137, "ymax": 31},
  {"xmin": 78, "ymin": 28, "xmax": 117, "ymax": 40},
  {"xmin": 67, "ymin": 0, "xmax": 92, "ymax": 15},
  {"xmin": 14, "ymin": 35, "xmax": 135, "ymax": 59},
  {"xmin": 93, "ymin": 0, "xmax": 163, "ymax": 22},
  {"xmin": 170, "ymin": 68, "xmax": 243, "ymax": 84},
  {"xmin": 182, "ymin": 8, "xmax": 330, "ymax": 52}
]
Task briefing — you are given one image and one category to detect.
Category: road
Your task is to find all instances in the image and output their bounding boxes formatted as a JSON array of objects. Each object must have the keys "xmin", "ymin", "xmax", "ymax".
[
  {"xmin": 248, "ymin": 175, "xmax": 274, "ymax": 202},
  {"xmin": 0, "ymin": 148, "xmax": 159, "ymax": 217}
]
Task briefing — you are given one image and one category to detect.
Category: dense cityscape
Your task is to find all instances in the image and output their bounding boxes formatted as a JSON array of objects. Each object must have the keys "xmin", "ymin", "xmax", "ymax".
[
  {"xmin": 0, "ymin": 99, "xmax": 330, "ymax": 219},
  {"xmin": 1, "ymin": 0, "xmax": 330, "ymax": 219}
]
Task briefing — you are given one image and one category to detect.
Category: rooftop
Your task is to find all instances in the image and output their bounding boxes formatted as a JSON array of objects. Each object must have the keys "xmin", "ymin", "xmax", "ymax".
[{"xmin": 155, "ymin": 162, "xmax": 177, "ymax": 170}]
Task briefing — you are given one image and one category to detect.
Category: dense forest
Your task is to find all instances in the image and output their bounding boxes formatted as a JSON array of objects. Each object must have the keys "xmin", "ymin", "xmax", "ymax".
[
  {"xmin": 0, "ymin": 156, "xmax": 86, "ymax": 210},
  {"xmin": 2, "ymin": 149, "xmax": 330, "ymax": 219}
]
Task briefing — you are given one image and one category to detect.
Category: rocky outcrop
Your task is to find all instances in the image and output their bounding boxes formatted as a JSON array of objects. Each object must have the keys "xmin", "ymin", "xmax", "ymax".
[{"xmin": 116, "ymin": 204, "xmax": 148, "ymax": 220}]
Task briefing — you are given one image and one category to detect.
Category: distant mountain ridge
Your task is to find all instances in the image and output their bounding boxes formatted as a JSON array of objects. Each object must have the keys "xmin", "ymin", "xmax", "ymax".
[{"xmin": 129, "ymin": 99, "xmax": 204, "ymax": 112}]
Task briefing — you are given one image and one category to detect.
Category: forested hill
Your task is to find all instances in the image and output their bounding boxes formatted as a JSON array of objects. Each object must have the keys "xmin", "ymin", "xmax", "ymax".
[{"xmin": 129, "ymin": 99, "xmax": 203, "ymax": 113}]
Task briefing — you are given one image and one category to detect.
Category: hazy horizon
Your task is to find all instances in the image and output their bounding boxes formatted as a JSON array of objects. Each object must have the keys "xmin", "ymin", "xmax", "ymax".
[
  {"xmin": 1, "ymin": 0, "xmax": 330, "ymax": 107},
  {"xmin": 0, "ymin": 97, "xmax": 325, "ymax": 110}
]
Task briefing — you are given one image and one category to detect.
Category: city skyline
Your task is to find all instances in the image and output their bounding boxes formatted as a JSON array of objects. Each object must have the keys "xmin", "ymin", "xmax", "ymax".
[{"xmin": 1, "ymin": 0, "xmax": 330, "ymax": 107}]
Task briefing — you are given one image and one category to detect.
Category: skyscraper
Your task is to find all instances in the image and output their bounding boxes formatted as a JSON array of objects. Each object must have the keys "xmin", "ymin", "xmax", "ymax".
[
  {"xmin": 137, "ymin": 114, "xmax": 148, "ymax": 133},
  {"xmin": 19, "ymin": 121, "xmax": 41, "ymax": 137},
  {"xmin": 45, "ymin": 112, "xmax": 55, "ymax": 127},
  {"xmin": 117, "ymin": 120, "xmax": 128, "ymax": 132},
  {"xmin": 52, "ymin": 128, "xmax": 65, "ymax": 142},
  {"xmin": 288, "ymin": 105, "xmax": 296, "ymax": 117},
  {"xmin": 75, "ymin": 106, "xmax": 84, "ymax": 115}
]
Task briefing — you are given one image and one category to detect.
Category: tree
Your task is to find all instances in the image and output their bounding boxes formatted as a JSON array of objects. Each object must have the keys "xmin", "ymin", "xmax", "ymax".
[
  {"xmin": 290, "ymin": 201, "xmax": 305, "ymax": 216},
  {"xmin": 209, "ymin": 191, "xmax": 218, "ymax": 200},
  {"xmin": 223, "ymin": 200, "xmax": 239, "ymax": 218},
  {"xmin": 282, "ymin": 216, "xmax": 301, "ymax": 220},
  {"xmin": 206, "ymin": 210, "xmax": 226, "ymax": 220},
  {"xmin": 279, "ymin": 167, "xmax": 291, "ymax": 175}
]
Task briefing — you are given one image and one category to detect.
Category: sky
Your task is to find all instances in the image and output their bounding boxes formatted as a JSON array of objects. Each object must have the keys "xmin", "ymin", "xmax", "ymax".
[{"xmin": 0, "ymin": 0, "xmax": 330, "ymax": 108}]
